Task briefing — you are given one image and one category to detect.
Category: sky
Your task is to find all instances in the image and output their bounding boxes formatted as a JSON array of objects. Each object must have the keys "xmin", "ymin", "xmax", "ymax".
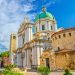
[{"xmin": 0, "ymin": 0, "xmax": 75, "ymax": 52}]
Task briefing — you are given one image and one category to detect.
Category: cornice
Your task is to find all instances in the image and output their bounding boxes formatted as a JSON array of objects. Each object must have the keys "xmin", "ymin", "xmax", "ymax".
[
  {"xmin": 34, "ymin": 18, "xmax": 56, "ymax": 24},
  {"xmin": 55, "ymin": 49, "xmax": 75, "ymax": 54},
  {"xmin": 18, "ymin": 23, "xmax": 34, "ymax": 34},
  {"xmin": 51, "ymin": 28, "xmax": 75, "ymax": 38}
]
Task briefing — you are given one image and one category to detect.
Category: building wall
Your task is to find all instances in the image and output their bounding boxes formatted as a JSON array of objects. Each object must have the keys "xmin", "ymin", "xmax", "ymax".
[
  {"xmin": 51, "ymin": 28, "xmax": 75, "ymax": 51},
  {"xmin": 50, "ymin": 28, "xmax": 75, "ymax": 70},
  {"xmin": 35, "ymin": 19, "xmax": 57, "ymax": 32},
  {"xmin": 41, "ymin": 49, "xmax": 75, "ymax": 70},
  {"xmin": 55, "ymin": 51, "xmax": 75, "ymax": 70},
  {"xmin": 40, "ymin": 28, "xmax": 75, "ymax": 70},
  {"xmin": 40, "ymin": 50, "xmax": 50, "ymax": 66},
  {"xmin": 40, "ymin": 50, "xmax": 56, "ymax": 70},
  {"xmin": 55, "ymin": 53, "xmax": 67, "ymax": 69},
  {"xmin": 17, "ymin": 23, "xmax": 33, "ymax": 68}
]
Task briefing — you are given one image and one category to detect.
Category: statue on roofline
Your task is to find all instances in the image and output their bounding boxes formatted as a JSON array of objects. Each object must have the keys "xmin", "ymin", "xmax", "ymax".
[{"xmin": 24, "ymin": 16, "xmax": 30, "ymax": 23}]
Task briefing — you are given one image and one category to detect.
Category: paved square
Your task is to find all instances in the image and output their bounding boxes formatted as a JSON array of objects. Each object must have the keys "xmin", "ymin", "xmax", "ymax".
[{"xmin": 25, "ymin": 71, "xmax": 75, "ymax": 75}]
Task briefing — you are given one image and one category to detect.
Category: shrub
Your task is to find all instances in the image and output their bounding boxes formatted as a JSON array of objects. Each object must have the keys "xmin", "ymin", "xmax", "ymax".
[
  {"xmin": 37, "ymin": 65, "xmax": 50, "ymax": 75},
  {"xmin": 2, "ymin": 64, "xmax": 23, "ymax": 75},
  {"xmin": 4, "ymin": 64, "xmax": 16, "ymax": 71},
  {"xmin": 63, "ymin": 68, "xmax": 73, "ymax": 75},
  {"xmin": 2, "ymin": 70, "xmax": 23, "ymax": 75},
  {"xmin": 2, "ymin": 64, "xmax": 24, "ymax": 75}
]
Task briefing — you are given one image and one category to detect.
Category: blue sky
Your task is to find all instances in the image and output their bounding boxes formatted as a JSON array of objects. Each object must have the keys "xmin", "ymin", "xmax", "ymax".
[{"xmin": 0, "ymin": 0, "xmax": 75, "ymax": 52}]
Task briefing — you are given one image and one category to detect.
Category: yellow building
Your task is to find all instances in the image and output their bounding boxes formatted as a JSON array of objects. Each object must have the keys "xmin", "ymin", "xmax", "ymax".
[
  {"xmin": 41, "ymin": 28, "xmax": 75, "ymax": 70},
  {"xmin": 10, "ymin": 33, "xmax": 17, "ymax": 64}
]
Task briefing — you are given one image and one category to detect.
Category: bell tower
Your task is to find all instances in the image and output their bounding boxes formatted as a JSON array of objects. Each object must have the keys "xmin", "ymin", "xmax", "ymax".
[{"xmin": 10, "ymin": 33, "xmax": 17, "ymax": 64}]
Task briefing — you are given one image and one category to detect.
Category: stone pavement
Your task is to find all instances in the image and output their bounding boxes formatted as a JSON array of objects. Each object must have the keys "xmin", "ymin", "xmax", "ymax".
[
  {"xmin": 25, "ymin": 71, "xmax": 75, "ymax": 75},
  {"xmin": 0, "ymin": 68, "xmax": 4, "ymax": 71}
]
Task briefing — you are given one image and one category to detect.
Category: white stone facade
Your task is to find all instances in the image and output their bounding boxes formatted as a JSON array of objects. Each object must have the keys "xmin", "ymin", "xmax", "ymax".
[{"xmin": 16, "ymin": 9, "xmax": 57, "ymax": 69}]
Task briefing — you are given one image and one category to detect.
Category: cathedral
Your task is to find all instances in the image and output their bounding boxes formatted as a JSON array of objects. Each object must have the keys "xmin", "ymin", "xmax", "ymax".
[{"xmin": 10, "ymin": 7, "xmax": 75, "ymax": 70}]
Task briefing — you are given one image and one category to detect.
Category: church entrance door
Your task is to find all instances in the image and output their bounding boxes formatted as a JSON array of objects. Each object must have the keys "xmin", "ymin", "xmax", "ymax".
[{"xmin": 45, "ymin": 58, "xmax": 50, "ymax": 68}]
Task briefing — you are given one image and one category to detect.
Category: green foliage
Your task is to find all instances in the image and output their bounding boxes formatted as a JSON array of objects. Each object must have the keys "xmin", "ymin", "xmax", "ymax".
[
  {"xmin": 2, "ymin": 64, "xmax": 23, "ymax": 75},
  {"xmin": 0, "ymin": 51, "xmax": 9, "ymax": 57},
  {"xmin": 37, "ymin": 65, "xmax": 50, "ymax": 75},
  {"xmin": 4, "ymin": 64, "xmax": 16, "ymax": 71},
  {"xmin": 0, "ymin": 57, "xmax": 2, "ymax": 61},
  {"xmin": 63, "ymin": 68, "xmax": 73, "ymax": 75},
  {"xmin": 2, "ymin": 70, "xmax": 23, "ymax": 75}
]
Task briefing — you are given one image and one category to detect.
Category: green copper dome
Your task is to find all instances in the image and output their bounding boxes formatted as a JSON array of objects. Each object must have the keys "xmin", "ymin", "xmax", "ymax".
[{"xmin": 34, "ymin": 10, "xmax": 54, "ymax": 22}]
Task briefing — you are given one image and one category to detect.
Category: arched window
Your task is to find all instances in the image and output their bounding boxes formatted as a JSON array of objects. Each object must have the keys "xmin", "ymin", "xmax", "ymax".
[
  {"xmin": 42, "ymin": 25, "xmax": 45, "ymax": 30},
  {"xmin": 55, "ymin": 36, "xmax": 57, "ymax": 40},
  {"xmin": 51, "ymin": 26, "xmax": 52, "ymax": 30},
  {"xmin": 63, "ymin": 34, "xmax": 66, "ymax": 37},
  {"xmin": 23, "ymin": 38, "xmax": 24, "ymax": 44},
  {"xmin": 48, "ymin": 37, "xmax": 50, "ymax": 40},
  {"xmin": 32, "ymin": 26, "xmax": 37, "ymax": 34},
  {"xmin": 36, "ymin": 27, "xmax": 37, "ymax": 32},
  {"xmin": 42, "ymin": 59, "xmax": 43, "ymax": 61},
  {"xmin": 13, "ymin": 36, "xmax": 16, "ymax": 39},
  {"xmin": 69, "ymin": 33, "xmax": 71, "ymax": 36},
  {"xmin": 22, "ymin": 35, "xmax": 25, "ymax": 44},
  {"xmin": 59, "ymin": 35, "xmax": 61, "ymax": 38},
  {"xmin": 58, "ymin": 47, "xmax": 60, "ymax": 50}
]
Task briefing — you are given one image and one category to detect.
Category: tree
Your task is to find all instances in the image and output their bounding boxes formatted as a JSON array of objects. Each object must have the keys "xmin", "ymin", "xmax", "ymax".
[{"xmin": 0, "ymin": 51, "xmax": 9, "ymax": 57}]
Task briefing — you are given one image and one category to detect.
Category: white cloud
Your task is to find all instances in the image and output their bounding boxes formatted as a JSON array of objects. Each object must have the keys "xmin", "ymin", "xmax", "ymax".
[
  {"xmin": 45, "ymin": 0, "xmax": 60, "ymax": 7},
  {"xmin": 0, "ymin": 0, "xmax": 59, "ymax": 51},
  {"xmin": 0, "ymin": 0, "xmax": 34, "ymax": 51}
]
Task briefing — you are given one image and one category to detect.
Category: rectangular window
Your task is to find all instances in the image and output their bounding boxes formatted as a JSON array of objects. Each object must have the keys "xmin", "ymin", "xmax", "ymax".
[
  {"xmin": 22, "ymin": 36, "xmax": 25, "ymax": 44},
  {"xmin": 51, "ymin": 26, "xmax": 52, "ymax": 30},
  {"xmin": 36, "ymin": 27, "xmax": 37, "ymax": 32},
  {"xmin": 42, "ymin": 25, "xmax": 45, "ymax": 30}
]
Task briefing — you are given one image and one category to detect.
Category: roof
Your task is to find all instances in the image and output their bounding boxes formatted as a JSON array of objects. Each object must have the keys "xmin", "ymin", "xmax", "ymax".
[{"xmin": 34, "ymin": 11, "xmax": 54, "ymax": 22}]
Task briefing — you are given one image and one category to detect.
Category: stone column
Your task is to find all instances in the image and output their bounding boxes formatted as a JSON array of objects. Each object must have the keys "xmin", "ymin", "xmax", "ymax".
[
  {"xmin": 37, "ymin": 47, "xmax": 40, "ymax": 67},
  {"xmin": 36, "ymin": 23, "xmax": 40, "ymax": 32},
  {"xmin": 32, "ymin": 47, "xmax": 37, "ymax": 68},
  {"xmin": 49, "ymin": 21, "xmax": 51, "ymax": 31},
  {"xmin": 25, "ymin": 29, "xmax": 27, "ymax": 43},
  {"xmin": 47, "ymin": 21, "xmax": 49, "ymax": 30},
  {"xmin": 45, "ymin": 21, "xmax": 49, "ymax": 30},
  {"xmin": 17, "ymin": 52, "xmax": 22, "ymax": 67},
  {"xmin": 23, "ymin": 50, "xmax": 27, "ymax": 68},
  {"xmin": 26, "ymin": 49, "xmax": 31, "ymax": 68}
]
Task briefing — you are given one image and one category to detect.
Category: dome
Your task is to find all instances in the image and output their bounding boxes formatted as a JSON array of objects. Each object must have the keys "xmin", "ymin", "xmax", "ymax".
[{"xmin": 34, "ymin": 8, "xmax": 54, "ymax": 22}]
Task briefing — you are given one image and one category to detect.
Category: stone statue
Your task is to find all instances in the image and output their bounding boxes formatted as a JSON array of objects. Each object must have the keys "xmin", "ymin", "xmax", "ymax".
[{"xmin": 24, "ymin": 16, "xmax": 30, "ymax": 23}]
